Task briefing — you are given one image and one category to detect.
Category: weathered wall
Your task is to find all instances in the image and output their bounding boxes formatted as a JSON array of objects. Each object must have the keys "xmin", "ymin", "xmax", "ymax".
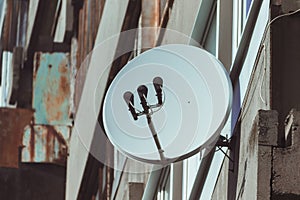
[
  {"xmin": 212, "ymin": 4, "xmax": 300, "ymax": 200},
  {"xmin": 272, "ymin": 110, "xmax": 300, "ymax": 199},
  {"xmin": 234, "ymin": 29, "xmax": 272, "ymax": 200},
  {"xmin": 212, "ymin": 109, "xmax": 278, "ymax": 200},
  {"xmin": 271, "ymin": 7, "xmax": 300, "ymax": 146},
  {"xmin": 212, "ymin": 15, "xmax": 272, "ymax": 200},
  {"xmin": 211, "ymin": 157, "xmax": 229, "ymax": 200}
]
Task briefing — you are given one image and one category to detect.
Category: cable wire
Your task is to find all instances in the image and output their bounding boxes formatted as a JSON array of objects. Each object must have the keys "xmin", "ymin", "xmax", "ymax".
[{"xmin": 237, "ymin": 8, "xmax": 300, "ymax": 122}]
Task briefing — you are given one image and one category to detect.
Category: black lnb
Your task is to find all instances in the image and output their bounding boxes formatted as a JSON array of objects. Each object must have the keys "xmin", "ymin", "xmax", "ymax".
[
  {"xmin": 137, "ymin": 85, "xmax": 149, "ymax": 113},
  {"xmin": 123, "ymin": 91, "xmax": 138, "ymax": 120},
  {"xmin": 153, "ymin": 77, "xmax": 163, "ymax": 105}
]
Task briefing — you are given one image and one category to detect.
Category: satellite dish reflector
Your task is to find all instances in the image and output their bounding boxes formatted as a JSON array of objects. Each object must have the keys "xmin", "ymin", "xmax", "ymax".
[{"xmin": 103, "ymin": 44, "xmax": 232, "ymax": 165}]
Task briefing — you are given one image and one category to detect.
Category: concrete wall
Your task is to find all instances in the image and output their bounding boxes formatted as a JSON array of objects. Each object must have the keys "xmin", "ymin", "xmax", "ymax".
[
  {"xmin": 273, "ymin": 110, "xmax": 300, "ymax": 199},
  {"xmin": 234, "ymin": 29, "xmax": 272, "ymax": 200},
  {"xmin": 212, "ymin": 22, "xmax": 272, "ymax": 200},
  {"xmin": 211, "ymin": 157, "xmax": 229, "ymax": 200},
  {"xmin": 212, "ymin": 4, "xmax": 300, "ymax": 199}
]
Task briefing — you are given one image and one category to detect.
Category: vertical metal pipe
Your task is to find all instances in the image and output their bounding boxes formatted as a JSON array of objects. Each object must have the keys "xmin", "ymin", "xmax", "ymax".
[
  {"xmin": 141, "ymin": 0, "xmax": 160, "ymax": 50},
  {"xmin": 142, "ymin": 166, "xmax": 170, "ymax": 200},
  {"xmin": 147, "ymin": 114, "xmax": 166, "ymax": 161},
  {"xmin": 188, "ymin": 149, "xmax": 215, "ymax": 200}
]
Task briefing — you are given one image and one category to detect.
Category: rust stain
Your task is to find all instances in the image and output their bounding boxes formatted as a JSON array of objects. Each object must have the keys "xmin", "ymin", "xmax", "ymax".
[
  {"xmin": 46, "ymin": 125, "xmax": 68, "ymax": 164},
  {"xmin": 58, "ymin": 61, "xmax": 68, "ymax": 74},
  {"xmin": 142, "ymin": 0, "xmax": 160, "ymax": 50},
  {"xmin": 52, "ymin": 127, "xmax": 67, "ymax": 146},
  {"xmin": 51, "ymin": 126, "xmax": 68, "ymax": 164},
  {"xmin": 29, "ymin": 126, "xmax": 35, "ymax": 162},
  {"xmin": 44, "ymin": 74, "xmax": 70, "ymax": 123},
  {"xmin": 0, "ymin": 108, "xmax": 34, "ymax": 168},
  {"xmin": 46, "ymin": 127, "xmax": 52, "ymax": 162},
  {"xmin": 23, "ymin": 125, "xmax": 69, "ymax": 165},
  {"xmin": 45, "ymin": 93, "xmax": 63, "ymax": 122},
  {"xmin": 60, "ymin": 76, "xmax": 70, "ymax": 94},
  {"xmin": 33, "ymin": 52, "xmax": 72, "ymax": 125}
]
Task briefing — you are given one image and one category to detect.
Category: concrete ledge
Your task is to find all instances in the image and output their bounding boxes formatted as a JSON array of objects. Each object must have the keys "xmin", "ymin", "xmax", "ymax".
[
  {"xmin": 257, "ymin": 146, "xmax": 272, "ymax": 200},
  {"xmin": 255, "ymin": 110, "xmax": 278, "ymax": 200},
  {"xmin": 273, "ymin": 109, "xmax": 300, "ymax": 198},
  {"xmin": 256, "ymin": 110, "xmax": 279, "ymax": 146}
]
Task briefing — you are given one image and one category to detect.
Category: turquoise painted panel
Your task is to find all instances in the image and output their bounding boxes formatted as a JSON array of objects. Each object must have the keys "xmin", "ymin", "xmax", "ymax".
[{"xmin": 33, "ymin": 52, "xmax": 72, "ymax": 125}]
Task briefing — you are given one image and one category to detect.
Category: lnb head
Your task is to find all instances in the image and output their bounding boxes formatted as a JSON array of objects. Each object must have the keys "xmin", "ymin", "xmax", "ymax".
[
  {"xmin": 123, "ymin": 91, "xmax": 138, "ymax": 120},
  {"xmin": 137, "ymin": 85, "xmax": 149, "ymax": 112},
  {"xmin": 153, "ymin": 77, "xmax": 163, "ymax": 92},
  {"xmin": 137, "ymin": 85, "xmax": 148, "ymax": 102},
  {"xmin": 123, "ymin": 91, "xmax": 134, "ymax": 105},
  {"xmin": 153, "ymin": 77, "xmax": 163, "ymax": 105}
]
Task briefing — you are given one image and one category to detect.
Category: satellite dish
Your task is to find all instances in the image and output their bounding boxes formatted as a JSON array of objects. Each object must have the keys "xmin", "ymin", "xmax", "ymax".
[{"xmin": 103, "ymin": 44, "xmax": 232, "ymax": 165}]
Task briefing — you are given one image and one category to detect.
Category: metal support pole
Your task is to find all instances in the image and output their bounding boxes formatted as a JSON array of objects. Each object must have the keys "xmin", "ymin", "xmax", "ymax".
[
  {"xmin": 188, "ymin": 149, "xmax": 215, "ymax": 200},
  {"xmin": 147, "ymin": 114, "xmax": 166, "ymax": 161}
]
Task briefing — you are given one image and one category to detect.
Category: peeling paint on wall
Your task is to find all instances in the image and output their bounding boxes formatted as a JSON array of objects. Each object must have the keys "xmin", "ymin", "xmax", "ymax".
[
  {"xmin": 33, "ymin": 52, "xmax": 72, "ymax": 126},
  {"xmin": 22, "ymin": 125, "xmax": 70, "ymax": 165}
]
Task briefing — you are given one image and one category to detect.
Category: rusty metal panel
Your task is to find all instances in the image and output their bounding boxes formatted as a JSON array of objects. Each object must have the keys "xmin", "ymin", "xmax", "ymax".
[
  {"xmin": 22, "ymin": 125, "xmax": 70, "ymax": 165},
  {"xmin": 142, "ymin": 0, "xmax": 160, "ymax": 49},
  {"xmin": 0, "ymin": 108, "xmax": 34, "ymax": 168},
  {"xmin": 33, "ymin": 52, "xmax": 72, "ymax": 126}
]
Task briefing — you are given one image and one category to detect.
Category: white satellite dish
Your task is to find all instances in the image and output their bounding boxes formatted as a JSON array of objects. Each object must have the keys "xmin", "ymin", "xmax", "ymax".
[{"xmin": 103, "ymin": 44, "xmax": 232, "ymax": 165}]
